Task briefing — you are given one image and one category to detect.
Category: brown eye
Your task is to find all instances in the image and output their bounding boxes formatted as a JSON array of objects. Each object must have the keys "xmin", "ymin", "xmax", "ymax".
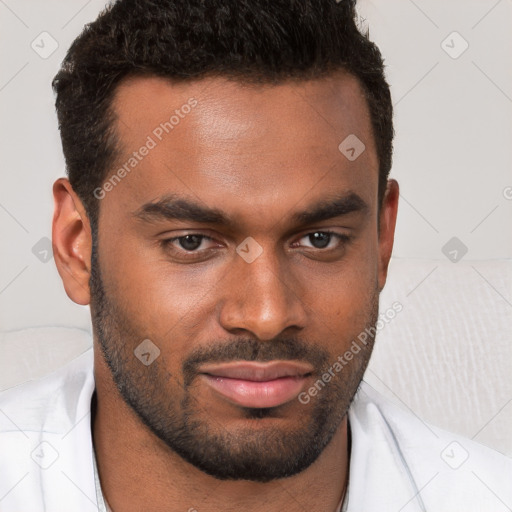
[
  {"xmin": 308, "ymin": 232, "xmax": 331, "ymax": 249},
  {"xmin": 296, "ymin": 231, "xmax": 350, "ymax": 250},
  {"xmin": 160, "ymin": 234, "xmax": 217, "ymax": 257},
  {"xmin": 175, "ymin": 234, "xmax": 205, "ymax": 251}
]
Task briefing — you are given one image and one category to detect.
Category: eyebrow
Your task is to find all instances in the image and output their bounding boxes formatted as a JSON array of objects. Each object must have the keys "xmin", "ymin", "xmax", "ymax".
[{"xmin": 133, "ymin": 192, "xmax": 369, "ymax": 228}]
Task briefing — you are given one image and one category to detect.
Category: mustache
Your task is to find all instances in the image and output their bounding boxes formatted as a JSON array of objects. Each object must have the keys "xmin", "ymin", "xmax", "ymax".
[{"xmin": 182, "ymin": 337, "xmax": 330, "ymax": 386}]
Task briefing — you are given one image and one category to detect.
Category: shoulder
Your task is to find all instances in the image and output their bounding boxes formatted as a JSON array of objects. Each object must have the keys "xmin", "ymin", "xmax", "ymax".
[
  {"xmin": 0, "ymin": 348, "xmax": 97, "ymax": 511},
  {"xmin": 0, "ymin": 347, "xmax": 95, "ymax": 434},
  {"xmin": 348, "ymin": 381, "xmax": 512, "ymax": 511}
]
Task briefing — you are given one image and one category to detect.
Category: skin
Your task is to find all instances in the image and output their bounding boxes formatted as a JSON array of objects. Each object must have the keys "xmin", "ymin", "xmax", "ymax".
[{"xmin": 52, "ymin": 71, "xmax": 399, "ymax": 512}]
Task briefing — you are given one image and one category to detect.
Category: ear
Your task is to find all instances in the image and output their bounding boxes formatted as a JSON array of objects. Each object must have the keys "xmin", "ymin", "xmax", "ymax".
[
  {"xmin": 52, "ymin": 178, "xmax": 92, "ymax": 305},
  {"xmin": 377, "ymin": 179, "xmax": 399, "ymax": 292}
]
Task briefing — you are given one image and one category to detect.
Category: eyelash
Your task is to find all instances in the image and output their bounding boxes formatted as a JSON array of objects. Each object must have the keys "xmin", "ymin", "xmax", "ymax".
[{"xmin": 160, "ymin": 230, "xmax": 352, "ymax": 260}]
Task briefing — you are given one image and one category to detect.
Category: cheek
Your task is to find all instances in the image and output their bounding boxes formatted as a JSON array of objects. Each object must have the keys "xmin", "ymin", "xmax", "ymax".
[
  {"xmin": 307, "ymin": 242, "xmax": 379, "ymax": 335},
  {"xmin": 99, "ymin": 234, "xmax": 222, "ymax": 337},
  {"xmin": 320, "ymin": 272, "xmax": 376, "ymax": 329}
]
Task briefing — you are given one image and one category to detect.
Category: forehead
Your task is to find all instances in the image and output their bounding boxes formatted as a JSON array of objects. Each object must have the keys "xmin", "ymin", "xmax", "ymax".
[{"xmin": 103, "ymin": 72, "xmax": 378, "ymax": 228}]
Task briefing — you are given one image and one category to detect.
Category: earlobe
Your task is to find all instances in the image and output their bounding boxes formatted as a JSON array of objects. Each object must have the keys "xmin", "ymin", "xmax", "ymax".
[
  {"xmin": 377, "ymin": 179, "xmax": 399, "ymax": 292},
  {"xmin": 52, "ymin": 178, "xmax": 92, "ymax": 305}
]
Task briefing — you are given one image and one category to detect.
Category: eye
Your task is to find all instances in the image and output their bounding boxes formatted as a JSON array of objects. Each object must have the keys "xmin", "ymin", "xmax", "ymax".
[
  {"xmin": 162, "ymin": 234, "xmax": 217, "ymax": 254},
  {"xmin": 294, "ymin": 231, "xmax": 351, "ymax": 250},
  {"xmin": 160, "ymin": 230, "xmax": 351, "ymax": 262}
]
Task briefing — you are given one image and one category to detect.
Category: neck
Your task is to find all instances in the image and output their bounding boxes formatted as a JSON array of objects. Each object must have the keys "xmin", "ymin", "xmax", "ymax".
[{"xmin": 92, "ymin": 349, "xmax": 349, "ymax": 512}]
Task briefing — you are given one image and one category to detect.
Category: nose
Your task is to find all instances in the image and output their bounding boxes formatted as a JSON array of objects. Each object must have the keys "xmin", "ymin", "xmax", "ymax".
[{"xmin": 218, "ymin": 245, "xmax": 308, "ymax": 341}]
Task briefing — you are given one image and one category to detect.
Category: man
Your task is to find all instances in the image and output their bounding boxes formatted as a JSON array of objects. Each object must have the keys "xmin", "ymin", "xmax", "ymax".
[{"xmin": 0, "ymin": 0, "xmax": 510, "ymax": 510}]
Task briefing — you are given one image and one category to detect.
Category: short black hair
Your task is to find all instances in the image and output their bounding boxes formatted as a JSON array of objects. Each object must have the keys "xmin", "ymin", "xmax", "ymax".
[{"xmin": 52, "ymin": 0, "xmax": 393, "ymax": 229}]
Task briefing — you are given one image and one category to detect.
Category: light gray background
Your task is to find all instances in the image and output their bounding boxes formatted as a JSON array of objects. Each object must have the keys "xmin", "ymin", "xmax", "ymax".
[{"xmin": 1, "ymin": 0, "xmax": 511, "ymax": 457}]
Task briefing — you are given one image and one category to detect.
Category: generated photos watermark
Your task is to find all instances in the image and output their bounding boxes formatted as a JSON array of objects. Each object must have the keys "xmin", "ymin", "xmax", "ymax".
[
  {"xmin": 93, "ymin": 97, "xmax": 198, "ymax": 200},
  {"xmin": 298, "ymin": 301, "xmax": 403, "ymax": 404}
]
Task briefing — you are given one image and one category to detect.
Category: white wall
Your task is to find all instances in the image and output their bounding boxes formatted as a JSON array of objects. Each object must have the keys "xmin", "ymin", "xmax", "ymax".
[{"xmin": 358, "ymin": 0, "xmax": 512, "ymax": 260}]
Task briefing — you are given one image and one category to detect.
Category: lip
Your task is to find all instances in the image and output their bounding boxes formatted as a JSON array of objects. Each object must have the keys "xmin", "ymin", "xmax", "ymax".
[{"xmin": 199, "ymin": 361, "xmax": 313, "ymax": 408}]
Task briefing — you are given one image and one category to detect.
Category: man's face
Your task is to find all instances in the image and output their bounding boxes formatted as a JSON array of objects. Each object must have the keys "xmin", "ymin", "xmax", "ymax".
[{"xmin": 89, "ymin": 72, "xmax": 391, "ymax": 481}]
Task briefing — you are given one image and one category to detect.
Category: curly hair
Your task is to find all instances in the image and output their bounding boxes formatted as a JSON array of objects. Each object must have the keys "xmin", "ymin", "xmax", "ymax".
[{"xmin": 52, "ymin": 0, "xmax": 393, "ymax": 229}]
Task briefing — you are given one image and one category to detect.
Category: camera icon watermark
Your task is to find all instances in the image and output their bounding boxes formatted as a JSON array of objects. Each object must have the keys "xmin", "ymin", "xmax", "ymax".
[
  {"xmin": 31, "ymin": 31, "xmax": 59, "ymax": 59},
  {"xmin": 134, "ymin": 339, "xmax": 161, "ymax": 366},
  {"xmin": 32, "ymin": 237, "xmax": 53, "ymax": 263},
  {"xmin": 338, "ymin": 134, "xmax": 366, "ymax": 162},
  {"xmin": 236, "ymin": 237, "xmax": 263, "ymax": 263},
  {"xmin": 31, "ymin": 441, "xmax": 59, "ymax": 469},
  {"xmin": 441, "ymin": 236, "xmax": 468, "ymax": 263},
  {"xmin": 441, "ymin": 31, "xmax": 469, "ymax": 60},
  {"xmin": 503, "ymin": 186, "xmax": 512, "ymax": 201},
  {"xmin": 440, "ymin": 441, "xmax": 469, "ymax": 469}
]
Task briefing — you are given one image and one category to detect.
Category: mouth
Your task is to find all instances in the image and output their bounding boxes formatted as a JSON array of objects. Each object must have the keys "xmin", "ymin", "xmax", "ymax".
[{"xmin": 199, "ymin": 361, "xmax": 314, "ymax": 408}]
